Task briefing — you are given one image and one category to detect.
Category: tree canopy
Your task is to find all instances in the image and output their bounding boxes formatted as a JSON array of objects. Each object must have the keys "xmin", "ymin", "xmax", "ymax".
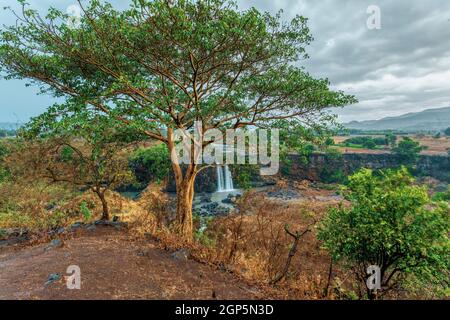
[
  {"xmin": 392, "ymin": 137, "xmax": 424, "ymax": 165},
  {"xmin": 0, "ymin": 0, "xmax": 355, "ymax": 137}
]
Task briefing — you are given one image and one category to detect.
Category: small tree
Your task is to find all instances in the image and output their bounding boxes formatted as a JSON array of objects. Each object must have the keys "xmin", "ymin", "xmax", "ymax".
[
  {"xmin": 318, "ymin": 167, "xmax": 449, "ymax": 299},
  {"xmin": 444, "ymin": 127, "xmax": 450, "ymax": 136},
  {"xmin": 391, "ymin": 137, "xmax": 424, "ymax": 165},
  {"xmin": 362, "ymin": 139, "xmax": 376, "ymax": 150},
  {"xmin": 385, "ymin": 133, "xmax": 397, "ymax": 148},
  {"xmin": 11, "ymin": 115, "xmax": 140, "ymax": 220}
]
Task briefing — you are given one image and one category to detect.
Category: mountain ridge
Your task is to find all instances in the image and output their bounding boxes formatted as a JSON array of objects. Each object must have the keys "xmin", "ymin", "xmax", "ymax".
[{"xmin": 343, "ymin": 107, "xmax": 450, "ymax": 132}]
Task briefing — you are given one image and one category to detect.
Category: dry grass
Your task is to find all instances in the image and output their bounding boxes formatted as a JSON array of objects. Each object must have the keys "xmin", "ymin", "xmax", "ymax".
[
  {"xmin": 0, "ymin": 181, "xmax": 78, "ymax": 231},
  {"xmin": 413, "ymin": 135, "xmax": 450, "ymax": 155},
  {"xmin": 333, "ymin": 135, "xmax": 450, "ymax": 155},
  {"xmin": 196, "ymin": 191, "xmax": 349, "ymax": 299},
  {"xmin": 121, "ymin": 182, "xmax": 358, "ymax": 299},
  {"xmin": 0, "ymin": 180, "xmax": 135, "ymax": 234}
]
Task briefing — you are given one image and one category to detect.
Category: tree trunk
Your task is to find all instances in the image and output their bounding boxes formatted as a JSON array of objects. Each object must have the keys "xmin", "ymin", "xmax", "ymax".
[
  {"xmin": 175, "ymin": 176, "xmax": 196, "ymax": 240},
  {"xmin": 323, "ymin": 257, "xmax": 334, "ymax": 298},
  {"xmin": 168, "ymin": 128, "xmax": 198, "ymax": 242},
  {"xmin": 97, "ymin": 191, "xmax": 110, "ymax": 221}
]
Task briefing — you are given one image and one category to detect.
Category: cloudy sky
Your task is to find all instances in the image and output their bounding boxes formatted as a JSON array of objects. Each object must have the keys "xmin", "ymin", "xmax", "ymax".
[{"xmin": 0, "ymin": 0, "xmax": 449, "ymax": 123}]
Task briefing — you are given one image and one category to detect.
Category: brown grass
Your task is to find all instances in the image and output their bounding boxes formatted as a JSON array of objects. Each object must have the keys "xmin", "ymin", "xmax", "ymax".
[{"xmin": 333, "ymin": 135, "xmax": 450, "ymax": 155}]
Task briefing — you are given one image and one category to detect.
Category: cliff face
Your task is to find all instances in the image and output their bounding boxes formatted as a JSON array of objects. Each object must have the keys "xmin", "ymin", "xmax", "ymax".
[
  {"xmin": 135, "ymin": 153, "xmax": 449, "ymax": 193},
  {"xmin": 165, "ymin": 165, "xmax": 275, "ymax": 193},
  {"xmin": 285, "ymin": 153, "xmax": 450, "ymax": 182}
]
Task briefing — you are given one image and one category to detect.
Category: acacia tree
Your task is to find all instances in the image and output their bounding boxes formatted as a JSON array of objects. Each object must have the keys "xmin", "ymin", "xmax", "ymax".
[{"xmin": 0, "ymin": 0, "xmax": 355, "ymax": 240}]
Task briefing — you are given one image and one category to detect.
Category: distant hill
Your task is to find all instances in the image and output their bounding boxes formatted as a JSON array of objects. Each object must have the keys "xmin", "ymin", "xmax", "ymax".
[{"xmin": 344, "ymin": 107, "xmax": 450, "ymax": 132}]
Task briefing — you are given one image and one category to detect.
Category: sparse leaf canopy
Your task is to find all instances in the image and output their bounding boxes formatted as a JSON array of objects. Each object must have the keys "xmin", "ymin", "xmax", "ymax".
[{"xmin": 0, "ymin": 0, "xmax": 356, "ymax": 141}]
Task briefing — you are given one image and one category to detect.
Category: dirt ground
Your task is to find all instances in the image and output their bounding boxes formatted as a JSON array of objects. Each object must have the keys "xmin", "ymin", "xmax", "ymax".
[{"xmin": 0, "ymin": 227, "xmax": 263, "ymax": 300}]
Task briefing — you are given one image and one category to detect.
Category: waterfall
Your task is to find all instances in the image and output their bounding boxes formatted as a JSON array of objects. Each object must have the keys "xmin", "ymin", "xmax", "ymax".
[
  {"xmin": 216, "ymin": 165, "xmax": 224, "ymax": 192},
  {"xmin": 224, "ymin": 165, "xmax": 234, "ymax": 191},
  {"xmin": 216, "ymin": 165, "xmax": 234, "ymax": 192}
]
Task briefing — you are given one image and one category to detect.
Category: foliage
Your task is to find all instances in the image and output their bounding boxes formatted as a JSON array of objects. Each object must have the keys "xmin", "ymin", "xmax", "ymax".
[
  {"xmin": 432, "ymin": 186, "xmax": 450, "ymax": 202},
  {"xmin": 341, "ymin": 136, "xmax": 387, "ymax": 150},
  {"xmin": 392, "ymin": 137, "xmax": 425, "ymax": 165},
  {"xmin": 80, "ymin": 201, "xmax": 93, "ymax": 221},
  {"xmin": 318, "ymin": 167, "xmax": 450, "ymax": 299},
  {"xmin": 325, "ymin": 137, "xmax": 335, "ymax": 146},
  {"xmin": 231, "ymin": 163, "xmax": 260, "ymax": 190},
  {"xmin": 319, "ymin": 149, "xmax": 347, "ymax": 184},
  {"xmin": 278, "ymin": 123, "xmax": 331, "ymax": 175},
  {"xmin": 362, "ymin": 139, "xmax": 376, "ymax": 149},
  {"xmin": 0, "ymin": 181, "xmax": 79, "ymax": 231},
  {"xmin": 0, "ymin": 140, "xmax": 11, "ymax": 183},
  {"xmin": 193, "ymin": 214, "xmax": 216, "ymax": 247},
  {"xmin": 129, "ymin": 144, "xmax": 170, "ymax": 184},
  {"xmin": 444, "ymin": 128, "xmax": 450, "ymax": 136},
  {"xmin": 385, "ymin": 133, "xmax": 397, "ymax": 147}
]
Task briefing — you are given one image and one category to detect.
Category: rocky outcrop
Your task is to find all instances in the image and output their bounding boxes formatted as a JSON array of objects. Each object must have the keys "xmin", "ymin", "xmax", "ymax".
[
  {"xmin": 132, "ymin": 153, "xmax": 449, "ymax": 192},
  {"xmin": 285, "ymin": 153, "xmax": 450, "ymax": 182}
]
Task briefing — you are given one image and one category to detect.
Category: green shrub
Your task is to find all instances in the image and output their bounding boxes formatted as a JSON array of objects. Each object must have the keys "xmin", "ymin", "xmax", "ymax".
[
  {"xmin": 432, "ymin": 186, "xmax": 450, "ymax": 202},
  {"xmin": 343, "ymin": 136, "xmax": 386, "ymax": 148},
  {"xmin": 232, "ymin": 164, "xmax": 259, "ymax": 190},
  {"xmin": 392, "ymin": 137, "xmax": 425, "ymax": 165},
  {"xmin": 362, "ymin": 139, "xmax": 376, "ymax": 149},
  {"xmin": 80, "ymin": 201, "xmax": 93, "ymax": 221},
  {"xmin": 0, "ymin": 141, "xmax": 11, "ymax": 183},
  {"xmin": 318, "ymin": 167, "xmax": 449, "ymax": 299},
  {"xmin": 129, "ymin": 144, "xmax": 170, "ymax": 184}
]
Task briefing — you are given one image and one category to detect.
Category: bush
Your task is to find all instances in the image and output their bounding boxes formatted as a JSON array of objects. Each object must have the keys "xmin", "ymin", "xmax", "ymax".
[
  {"xmin": 232, "ymin": 164, "xmax": 260, "ymax": 190},
  {"xmin": 318, "ymin": 167, "xmax": 449, "ymax": 299},
  {"xmin": 129, "ymin": 144, "xmax": 170, "ymax": 184},
  {"xmin": 392, "ymin": 137, "xmax": 425, "ymax": 165},
  {"xmin": 0, "ymin": 140, "xmax": 11, "ymax": 183},
  {"xmin": 362, "ymin": 139, "xmax": 376, "ymax": 149},
  {"xmin": 343, "ymin": 136, "xmax": 386, "ymax": 149},
  {"xmin": 0, "ymin": 181, "xmax": 79, "ymax": 231},
  {"xmin": 432, "ymin": 186, "xmax": 450, "ymax": 202},
  {"xmin": 319, "ymin": 149, "xmax": 347, "ymax": 184}
]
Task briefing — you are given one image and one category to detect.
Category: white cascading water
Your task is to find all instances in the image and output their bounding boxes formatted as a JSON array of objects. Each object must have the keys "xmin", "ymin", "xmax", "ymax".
[{"xmin": 216, "ymin": 165, "xmax": 234, "ymax": 192}]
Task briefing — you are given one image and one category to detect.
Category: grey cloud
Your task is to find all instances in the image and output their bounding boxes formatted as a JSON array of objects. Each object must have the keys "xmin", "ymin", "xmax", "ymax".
[{"xmin": 1, "ymin": 0, "xmax": 449, "ymax": 122}]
